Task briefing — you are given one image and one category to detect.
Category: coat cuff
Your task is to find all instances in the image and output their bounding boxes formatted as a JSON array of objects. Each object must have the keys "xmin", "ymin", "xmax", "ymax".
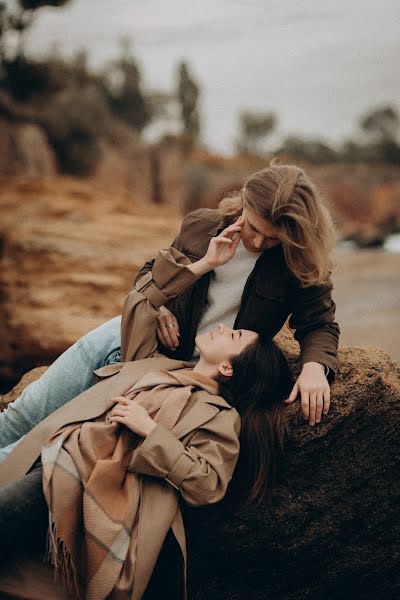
[
  {"xmin": 301, "ymin": 358, "xmax": 336, "ymax": 382},
  {"xmin": 135, "ymin": 248, "xmax": 198, "ymax": 308},
  {"xmin": 128, "ymin": 424, "xmax": 194, "ymax": 489}
]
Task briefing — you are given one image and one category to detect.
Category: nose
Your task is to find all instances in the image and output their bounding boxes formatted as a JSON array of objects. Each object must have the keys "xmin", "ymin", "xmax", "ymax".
[
  {"xmin": 218, "ymin": 323, "xmax": 230, "ymax": 335},
  {"xmin": 253, "ymin": 235, "xmax": 264, "ymax": 249}
]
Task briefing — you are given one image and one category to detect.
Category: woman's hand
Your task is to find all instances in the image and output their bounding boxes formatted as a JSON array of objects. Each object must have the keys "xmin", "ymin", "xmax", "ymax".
[
  {"xmin": 109, "ymin": 397, "xmax": 157, "ymax": 437},
  {"xmin": 188, "ymin": 217, "xmax": 243, "ymax": 277},
  {"xmin": 156, "ymin": 305, "xmax": 180, "ymax": 351},
  {"xmin": 284, "ymin": 362, "xmax": 330, "ymax": 426},
  {"xmin": 204, "ymin": 217, "xmax": 243, "ymax": 269}
]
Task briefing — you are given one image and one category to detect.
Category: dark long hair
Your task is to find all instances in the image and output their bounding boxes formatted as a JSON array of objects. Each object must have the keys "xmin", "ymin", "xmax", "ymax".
[{"xmin": 218, "ymin": 336, "xmax": 293, "ymax": 504}]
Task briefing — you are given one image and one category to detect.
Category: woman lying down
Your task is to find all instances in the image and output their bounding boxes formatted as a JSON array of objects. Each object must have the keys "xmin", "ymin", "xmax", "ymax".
[{"xmin": 0, "ymin": 227, "xmax": 292, "ymax": 600}]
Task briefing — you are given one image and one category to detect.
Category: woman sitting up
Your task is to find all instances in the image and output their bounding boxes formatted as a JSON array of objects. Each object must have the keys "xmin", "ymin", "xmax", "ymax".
[{"xmin": 0, "ymin": 223, "xmax": 292, "ymax": 600}]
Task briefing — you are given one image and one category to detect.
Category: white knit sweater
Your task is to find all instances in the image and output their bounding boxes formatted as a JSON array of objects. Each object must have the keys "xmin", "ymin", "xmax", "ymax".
[{"xmin": 192, "ymin": 240, "xmax": 261, "ymax": 357}]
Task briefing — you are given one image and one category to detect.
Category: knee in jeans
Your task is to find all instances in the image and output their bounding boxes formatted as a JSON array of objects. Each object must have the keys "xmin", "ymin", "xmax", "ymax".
[{"xmin": 102, "ymin": 348, "xmax": 122, "ymax": 367}]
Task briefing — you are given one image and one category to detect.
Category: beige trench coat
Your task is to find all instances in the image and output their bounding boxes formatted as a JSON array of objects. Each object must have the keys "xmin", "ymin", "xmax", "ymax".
[{"xmin": 0, "ymin": 248, "xmax": 241, "ymax": 600}]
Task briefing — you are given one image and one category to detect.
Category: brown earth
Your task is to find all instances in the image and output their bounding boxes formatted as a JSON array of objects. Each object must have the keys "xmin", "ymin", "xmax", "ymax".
[
  {"xmin": 0, "ymin": 120, "xmax": 56, "ymax": 177},
  {"xmin": 1, "ymin": 104, "xmax": 399, "ymax": 245},
  {"xmin": 1, "ymin": 335, "xmax": 399, "ymax": 599},
  {"xmin": 0, "ymin": 176, "xmax": 180, "ymax": 387},
  {"xmin": 0, "ymin": 175, "xmax": 399, "ymax": 390}
]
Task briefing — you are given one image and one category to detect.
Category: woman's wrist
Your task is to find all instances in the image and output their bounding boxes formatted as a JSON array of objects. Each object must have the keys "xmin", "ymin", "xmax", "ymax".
[
  {"xmin": 142, "ymin": 419, "xmax": 157, "ymax": 437},
  {"xmin": 187, "ymin": 257, "xmax": 215, "ymax": 277}
]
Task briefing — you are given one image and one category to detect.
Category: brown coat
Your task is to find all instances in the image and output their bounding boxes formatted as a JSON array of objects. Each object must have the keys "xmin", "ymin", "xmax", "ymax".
[
  {"xmin": 0, "ymin": 248, "xmax": 241, "ymax": 600},
  {"xmin": 134, "ymin": 208, "xmax": 340, "ymax": 378}
]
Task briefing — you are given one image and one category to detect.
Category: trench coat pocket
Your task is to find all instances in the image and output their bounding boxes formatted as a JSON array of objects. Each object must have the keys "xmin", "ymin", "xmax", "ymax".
[{"xmin": 93, "ymin": 363, "xmax": 124, "ymax": 381}]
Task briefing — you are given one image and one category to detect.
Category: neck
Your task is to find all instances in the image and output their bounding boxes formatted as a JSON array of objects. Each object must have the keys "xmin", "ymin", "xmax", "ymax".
[{"xmin": 192, "ymin": 357, "xmax": 218, "ymax": 381}]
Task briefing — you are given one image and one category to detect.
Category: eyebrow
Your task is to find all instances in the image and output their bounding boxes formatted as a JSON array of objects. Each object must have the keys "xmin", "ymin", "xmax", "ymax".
[
  {"xmin": 249, "ymin": 221, "xmax": 262, "ymax": 234},
  {"xmin": 239, "ymin": 330, "xmax": 242, "ymax": 339},
  {"xmin": 249, "ymin": 220, "xmax": 279, "ymax": 239}
]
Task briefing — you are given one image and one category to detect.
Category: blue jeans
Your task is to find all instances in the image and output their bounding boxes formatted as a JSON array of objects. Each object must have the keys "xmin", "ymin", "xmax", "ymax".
[{"xmin": 0, "ymin": 316, "xmax": 122, "ymax": 462}]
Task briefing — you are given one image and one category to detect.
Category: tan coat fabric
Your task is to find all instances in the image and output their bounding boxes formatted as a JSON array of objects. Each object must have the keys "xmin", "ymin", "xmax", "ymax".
[{"xmin": 0, "ymin": 248, "xmax": 241, "ymax": 600}]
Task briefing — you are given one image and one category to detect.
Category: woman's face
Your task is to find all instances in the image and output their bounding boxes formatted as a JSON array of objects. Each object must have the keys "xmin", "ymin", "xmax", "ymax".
[
  {"xmin": 195, "ymin": 323, "xmax": 258, "ymax": 366},
  {"xmin": 240, "ymin": 206, "xmax": 281, "ymax": 252}
]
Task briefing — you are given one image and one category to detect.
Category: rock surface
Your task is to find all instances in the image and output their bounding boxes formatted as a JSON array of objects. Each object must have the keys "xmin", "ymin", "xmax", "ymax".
[
  {"xmin": 1, "ymin": 339, "xmax": 398, "ymax": 599},
  {"xmin": 184, "ymin": 340, "xmax": 399, "ymax": 600},
  {"xmin": 0, "ymin": 176, "xmax": 180, "ymax": 387},
  {"xmin": 0, "ymin": 119, "xmax": 57, "ymax": 177}
]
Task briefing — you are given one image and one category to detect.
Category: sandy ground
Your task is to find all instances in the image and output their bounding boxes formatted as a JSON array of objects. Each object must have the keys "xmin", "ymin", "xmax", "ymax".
[{"xmin": 333, "ymin": 249, "xmax": 400, "ymax": 363}]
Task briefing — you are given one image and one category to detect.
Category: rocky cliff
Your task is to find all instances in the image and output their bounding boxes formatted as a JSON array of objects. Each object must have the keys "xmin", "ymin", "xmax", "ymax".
[{"xmin": 0, "ymin": 176, "xmax": 180, "ymax": 387}]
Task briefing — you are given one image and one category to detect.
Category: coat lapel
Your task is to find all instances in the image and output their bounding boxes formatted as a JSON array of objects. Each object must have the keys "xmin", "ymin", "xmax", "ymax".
[
  {"xmin": 172, "ymin": 389, "xmax": 231, "ymax": 440},
  {"xmin": 172, "ymin": 401, "xmax": 220, "ymax": 440}
]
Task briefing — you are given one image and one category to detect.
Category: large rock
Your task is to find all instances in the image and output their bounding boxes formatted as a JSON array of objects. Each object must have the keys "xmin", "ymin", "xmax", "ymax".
[
  {"xmin": 184, "ymin": 342, "xmax": 399, "ymax": 600},
  {"xmin": 91, "ymin": 128, "xmax": 153, "ymax": 203},
  {"xmin": 0, "ymin": 119, "xmax": 56, "ymax": 177},
  {"xmin": 0, "ymin": 176, "xmax": 180, "ymax": 388},
  {"xmin": 1, "ymin": 341, "xmax": 398, "ymax": 599}
]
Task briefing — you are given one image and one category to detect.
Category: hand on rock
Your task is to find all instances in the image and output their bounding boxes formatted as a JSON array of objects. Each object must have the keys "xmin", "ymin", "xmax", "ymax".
[{"xmin": 285, "ymin": 362, "xmax": 330, "ymax": 426}]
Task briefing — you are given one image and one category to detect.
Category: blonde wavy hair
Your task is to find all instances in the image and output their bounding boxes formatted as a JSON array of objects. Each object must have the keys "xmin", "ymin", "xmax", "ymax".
[{"xmin": 219, "ymin": 163, "xmax": 336, "ymax": 286}]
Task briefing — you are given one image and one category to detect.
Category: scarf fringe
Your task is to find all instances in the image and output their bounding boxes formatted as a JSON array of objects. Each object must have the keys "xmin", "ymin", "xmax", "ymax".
[{"xmin": 46, "ymin": 517, "xmax": 81, "ymax": 600}]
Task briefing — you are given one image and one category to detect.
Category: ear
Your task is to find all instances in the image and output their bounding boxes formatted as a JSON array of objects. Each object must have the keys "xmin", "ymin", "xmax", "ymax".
[{"xmin": 218, "ymin": 362, "xmax": 233, "ymax": 378}]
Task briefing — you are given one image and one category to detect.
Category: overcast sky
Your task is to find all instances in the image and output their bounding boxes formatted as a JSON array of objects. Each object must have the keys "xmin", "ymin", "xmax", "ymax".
[{"xmin": 15, "ymin": 0, "xmax": 400, "ymax": 154}]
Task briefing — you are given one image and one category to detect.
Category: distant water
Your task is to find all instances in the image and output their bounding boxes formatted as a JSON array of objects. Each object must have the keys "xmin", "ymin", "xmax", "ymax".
[
  {"xmin": 384, "ymin": 233, "xmax": 400, "ymax": 254},
  {"xmin": 337, "ymin": 233, "xmax": 400, "ymax": 254},
  {"xmin": 24, "ymin": 0, "xmax": 400, "ymax": 154}
]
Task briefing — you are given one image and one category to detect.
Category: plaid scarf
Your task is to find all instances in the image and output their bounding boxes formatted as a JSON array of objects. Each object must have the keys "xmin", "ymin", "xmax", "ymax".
[{"xmin": 41, "ymin": 369, "xmax": 203, "ymax": 600}]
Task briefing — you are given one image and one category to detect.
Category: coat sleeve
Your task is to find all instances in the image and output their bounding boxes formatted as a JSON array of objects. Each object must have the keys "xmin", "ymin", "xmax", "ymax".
[
  {"xmin": 128, "ymin": 408, "xmax": 241, "ymax": 507},
  {"xmin": 133, "ymin": 220, "xmax": 186, "ymax": 286},
  {"xmin": 133, "ymin": 208, "xmax": 219, "ymax": 285},
  {"xmin": 288, "ymin": 276, "xmax": 340, "ymax": 378},
  {"xmin": 121, "ymin": 247, "xmax": 198, "ymax": 362}
]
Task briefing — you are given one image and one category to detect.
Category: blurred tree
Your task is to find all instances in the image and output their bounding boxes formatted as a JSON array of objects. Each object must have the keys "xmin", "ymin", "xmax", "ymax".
[
  {"xmin": 103, "ymin": 37, "xmax": 151, "ymax": 132},
  {"xmin": 0, "ymin": 3, "xmax": 8, "ymax": 62},
  {"xmin": 146, "ymin": 90, "xmax": 173, "ymax": 122},
  {"xmin": 237, "ymin": 110, "xmax": 276, "ymax": 154},
  {"xmin": 177, "ymin": 60, "xmax": 200, "ymax": 148},
  {"xmin": 40, "ymin": 86, "xmax": 113, "ymax": 175},
  {"xmin": 360, "ymin": 105, "xmax": 399, "ymax": 142},
  {"xmin": 10, "ymin": 1, "xmax": 71, "ymax": 56},
  {"xmin": 279, "ymin": 135, "xmax": 337, "ymax": 164},
  {"xmin": 340, "ymin": 139, "xmax": 370, "ymax": 163},
  {"xmin": 0, "ymin": 0, "xmax": 71, "ymax": 99},
  {"xmin": 359, "ymin": 105, "xmax": 400, "ymax": 165}
]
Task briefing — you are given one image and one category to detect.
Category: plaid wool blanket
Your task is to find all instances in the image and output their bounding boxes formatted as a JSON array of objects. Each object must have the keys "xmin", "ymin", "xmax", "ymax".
[{"xmin": 41, "ymin": 370, "xmax": 196, "ymax": 600}]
